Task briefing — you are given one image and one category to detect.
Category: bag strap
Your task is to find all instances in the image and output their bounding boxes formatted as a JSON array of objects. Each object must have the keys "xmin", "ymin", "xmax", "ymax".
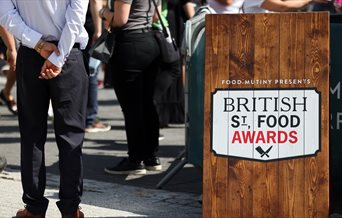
[{"xmin": 151, "ymin": 0, "xmax": 169, "ymax": 38}]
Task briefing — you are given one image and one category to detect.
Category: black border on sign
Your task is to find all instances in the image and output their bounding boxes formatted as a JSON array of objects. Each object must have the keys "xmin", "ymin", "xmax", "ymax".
[{"xmin": 210, "ymin": 88, "xmax": 322, "ymax": 162}]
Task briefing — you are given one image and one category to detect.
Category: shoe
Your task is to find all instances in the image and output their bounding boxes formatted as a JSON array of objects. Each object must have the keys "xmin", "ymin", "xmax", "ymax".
[
  {"xmin": 158, "ymin": 134, "xmax": 165, "ymax": 141},
  {"xmin": 85, "ymin": 121, "xmax": 111, "ymax": 133},
  {"xmin": 104, "ymin": 157, "xmax": 146, "ymax": 175},
  {"xmin": 16, "ymin": 208, "xmax": 45, "ymax": 218},
  {"xmin": 143, "ymin": 156, "xmax": 162, "ymax": 171},
  {"xmin": 62, "ymin": 208, "xmax": 84, "ymax": 218},
  {"xmin": 0, "ymin": 89, "xmax": 18, "ymax": 115},
  {"xmin": 0, "ymin": 156, "xmax": 7, "ymax": 173}
]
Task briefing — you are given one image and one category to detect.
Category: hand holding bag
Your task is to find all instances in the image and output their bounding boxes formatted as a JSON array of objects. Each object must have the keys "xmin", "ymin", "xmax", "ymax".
[
  {"xmin": 151, "ymin": 0, "xmax": 180, "ymax": 64},
  {"xmin": 88, "ymin": 23, "xmax": 116, "ymax": 64}
]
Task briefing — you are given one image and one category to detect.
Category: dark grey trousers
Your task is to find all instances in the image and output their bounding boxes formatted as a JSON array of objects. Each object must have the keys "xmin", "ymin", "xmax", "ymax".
[{"xmin": 16, "ymin": 45, "xmax": 88, "ymax": 215}]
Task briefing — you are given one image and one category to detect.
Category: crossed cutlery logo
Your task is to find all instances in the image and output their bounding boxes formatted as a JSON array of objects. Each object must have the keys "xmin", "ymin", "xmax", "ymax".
[{"xmin": 255, "ymin": 146, "xmax": 273, "ymax": 158}]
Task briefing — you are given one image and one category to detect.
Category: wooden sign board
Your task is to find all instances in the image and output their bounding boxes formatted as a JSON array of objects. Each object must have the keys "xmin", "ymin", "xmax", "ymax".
[{"xmin": 203, "ymin": 13, "xmax": 329, "ymax": 217}]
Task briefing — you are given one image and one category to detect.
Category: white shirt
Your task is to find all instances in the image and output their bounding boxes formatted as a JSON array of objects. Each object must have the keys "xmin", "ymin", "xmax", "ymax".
[
  {"xmin": 0, "ymin": 0, "xmax": 89, "ymax": 68},
  {"xmin": 207, "ymin": 0, "xmax": 266, "ymax": 14},
  {"xmin": 207, "ymin": 0, "xmax": 245, "ymax": 14},
  {"xmin": 243, "ymin": 0, "xmax": 268, "ymax": 13}
]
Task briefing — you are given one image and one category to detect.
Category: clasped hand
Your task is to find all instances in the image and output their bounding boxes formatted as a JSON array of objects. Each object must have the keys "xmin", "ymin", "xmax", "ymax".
[{"xmin": 38, "ymin": 41, "xmax": 62, "ymax": 80}]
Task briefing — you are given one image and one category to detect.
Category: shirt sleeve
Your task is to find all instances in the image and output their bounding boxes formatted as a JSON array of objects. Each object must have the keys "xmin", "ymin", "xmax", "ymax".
[
  {"xmin": 48, "ymin": 0, "xmax": 89, "ymax": 67},
  {"xmin": 0, "ymin": 0, "xmax": 42, "ymax": 49}
]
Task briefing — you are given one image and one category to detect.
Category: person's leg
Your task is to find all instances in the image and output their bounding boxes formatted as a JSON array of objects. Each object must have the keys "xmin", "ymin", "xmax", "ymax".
[
  {"xmin": 50, "ymin": 48, "xmax": 88, "ymax": 215},
  {"xmin": 143, "ymin": 61, "xmax": 160, "ymax": 160},
  {"xmin": 16, "ymin": 46, "xmax": 50, "ymax": 215},
  {"xmin": 0, "ymin": 63, "xmax": 17, "ymax": 115},
  {"xmin": 111, "ymin": 55, "xmax": 146, "ymax": 163},
  {"xmin": 2, "ymin": 67, "xmax": 16, "ymax": 95},
  {"xmin": 116, "ymin": 33, "xmax": 160, "ymax": 163},
  {"xmin": 105, "ymin": 32, "xmax": 160, "ymax": 174},
  {"xmin": 85, "ymin": 57, "xmax": 110, "ymax": 133},
  {"xmin": 86, "ymin": 57, "xmax": 100, "ymax": 126}
]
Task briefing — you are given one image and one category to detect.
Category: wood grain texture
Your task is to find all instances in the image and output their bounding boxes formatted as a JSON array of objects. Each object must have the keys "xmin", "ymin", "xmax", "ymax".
[
  {"xmin": 278, "ymin": 13, "xmax": 305, "ymax": 218},
  {"xmin": 252, "ymin": 13, "xmax": 280, "ymax": 218},
  {"xmin": 227, "ymin": 14, "xmax": 254, "ymax": 218},
  {"xmin": 203, "ymin": 14, "xmax": 230, "ymax": 218},
  {"xmin": 203, "ymin": 12, "xmax": 329, "ymax": 218},
  {"xmin": 303, "ymin": 12, "xmax": 330, "ymax": 218}
]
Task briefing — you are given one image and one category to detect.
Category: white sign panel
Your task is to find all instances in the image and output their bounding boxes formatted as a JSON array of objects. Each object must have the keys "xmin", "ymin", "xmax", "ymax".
[{"xmin": 211, "ymin": 89, "xmax": 321, "ymax": 161}]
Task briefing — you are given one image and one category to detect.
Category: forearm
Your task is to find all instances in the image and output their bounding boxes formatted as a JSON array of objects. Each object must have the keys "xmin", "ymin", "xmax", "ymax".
[
  {"xmin": 100, "ymin": 1, "xmax": 130, "ymax": 28},
  {"xmin": 183, "ymin": 2, "xmax": 195, "ymax": 19},
  {"xmin": 112, "ymin": 1, "xmax": 130, "ymax": 27},
  {"xmin": 49, "ymin": 0, "xmax": 88, "ymax": 67},
  {"xmin": 90, "ymin": 0, "xmax": 103, "ymax": 35},
  {"xmin": 0, "ymin": 1, "xmax": 42, "ymax": 49},
  {"xmin": 0, "ymin": 26, "xmax": 16, "ymax": 51}
]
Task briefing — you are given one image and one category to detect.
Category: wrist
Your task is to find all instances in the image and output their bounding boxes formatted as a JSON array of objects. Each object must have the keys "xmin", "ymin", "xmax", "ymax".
[{"xmin": 35, "ymin": 39, "xmax": 45, "ymax": 54}]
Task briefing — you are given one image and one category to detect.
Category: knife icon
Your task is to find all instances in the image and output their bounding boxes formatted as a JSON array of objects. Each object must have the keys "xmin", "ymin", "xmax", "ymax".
[
  {"xmin": 256, "ymin": 146, "xmax": 273, "ymax": 158},
  {"xmin": 261, "ymin": 146, "xmax": 273, "ymax": 157}
]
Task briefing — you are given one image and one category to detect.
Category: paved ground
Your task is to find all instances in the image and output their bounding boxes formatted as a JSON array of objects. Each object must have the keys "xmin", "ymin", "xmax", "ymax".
[{"xmin": 0, "ymin": 71, "xmax": 202, "ymax": 217}]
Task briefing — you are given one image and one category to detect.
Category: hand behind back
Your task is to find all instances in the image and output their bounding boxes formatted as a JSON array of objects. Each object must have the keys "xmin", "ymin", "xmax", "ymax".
[
  {"xmin": 37, "ymin": 41, "xmax": 61, "ymax": 80},
  {"xmin": 39, "ymin": 59, "xmax": 62, "ymax": 80},
  {"xmin": 39, "ymin": 42, "xmax": 60, "ymax": 59}
]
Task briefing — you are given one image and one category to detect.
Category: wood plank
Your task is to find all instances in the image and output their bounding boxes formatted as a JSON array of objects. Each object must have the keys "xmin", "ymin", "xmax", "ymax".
[
  {"xmin": 203, "ymin": 14, "xmax": 214, "ymax": 218},
  {"xmin": 203, "ymin": 14, "xmax": 231, "ymax": 218},
  {"xmin": 212, "ymin": 14, "xmax": 230, "ymax": 218},
  {"xmin": 227, "ymin": 14, "xmax": 255, "ymax": 218},
  {"xmin": 252, "ymin": 13, "xmax": 280, "ymax": 218},
  {"xmin": 304, "ymin": 12, "xmax": 330, "ymax": 218},
  {"xmin": 278, "ymin": 13, "xmax": 306, "ymax": 218}
]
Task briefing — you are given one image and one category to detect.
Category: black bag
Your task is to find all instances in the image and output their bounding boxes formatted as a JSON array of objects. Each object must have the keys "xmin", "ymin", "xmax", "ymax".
[
  {"xmin": 88, "ymin": 28, "xmax": 115, "ymax": 64},
  {"xmin": 154, "ymin": 28, "xmax": 180, "ymax": 63},
  {"xmin": 151, "ymin": 0, "xmax": 180, "ymax": 64}
]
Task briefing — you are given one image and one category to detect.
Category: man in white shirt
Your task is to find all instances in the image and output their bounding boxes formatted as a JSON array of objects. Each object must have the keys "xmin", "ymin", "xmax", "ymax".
[{"xmin": 0, "ymin": 1, "xmax": 89, "ymax": 217}]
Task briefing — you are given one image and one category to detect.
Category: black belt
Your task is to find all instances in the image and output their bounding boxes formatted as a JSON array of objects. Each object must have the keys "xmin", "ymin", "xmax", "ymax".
[
  {"xmin": 48, "ymin": 41, "xmax": 80, "ymax": 49},
  {"xmin": 117, "ymin": 27, "xmax": 152, "ymax": 35},
  {"xmin": 73, "ymin": 43, "xmax": 80, "ymax": 49}
]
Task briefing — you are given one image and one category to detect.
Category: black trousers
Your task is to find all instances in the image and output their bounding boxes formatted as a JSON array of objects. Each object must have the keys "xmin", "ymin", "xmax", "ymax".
[
  {"xmin": 16, "ymin": 46, "xmax": 88, "ymax": 215},
  {"xmin": 111, "ymin": 31, "xmax": 160, "ymax": 162}
]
